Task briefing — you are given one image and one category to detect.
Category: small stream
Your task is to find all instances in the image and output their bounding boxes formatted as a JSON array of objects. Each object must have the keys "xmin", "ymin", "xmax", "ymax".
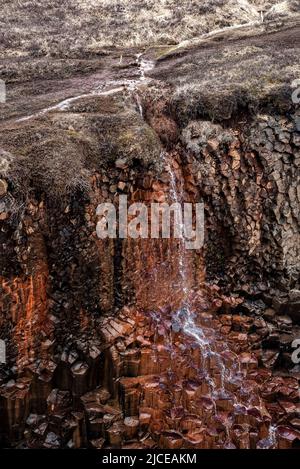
[{"xmin": 16, "ymin": 53, "xmax": 155, "ymax": 123}]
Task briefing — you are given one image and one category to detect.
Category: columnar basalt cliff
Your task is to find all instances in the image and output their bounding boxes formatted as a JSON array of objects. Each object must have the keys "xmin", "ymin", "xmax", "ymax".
[{"xmin": 0, "ymin": 17, "xmax": 300, "ymax": 449}]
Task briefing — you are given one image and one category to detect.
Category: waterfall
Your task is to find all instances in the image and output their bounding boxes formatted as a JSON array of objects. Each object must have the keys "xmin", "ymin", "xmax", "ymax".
[
  {"xmin": 162, "ymin": 155, "xmax": 278, "ymax": 448},
  {"xmin": 165, "ymin": 156, "xmax": 229, "ymax": 393}
]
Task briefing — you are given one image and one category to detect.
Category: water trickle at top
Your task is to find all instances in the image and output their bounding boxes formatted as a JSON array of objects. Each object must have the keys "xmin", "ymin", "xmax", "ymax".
[{"xmin": 16, "ymin": 52, "xmax": 155, "ymax": 123}]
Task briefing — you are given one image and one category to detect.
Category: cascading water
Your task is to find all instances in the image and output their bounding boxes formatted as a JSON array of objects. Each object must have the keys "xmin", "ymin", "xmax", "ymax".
[
  {"xmin": 160, "ymin": 154, "xmax": 279, "ymax": 448},
  {"xmin": 166, "ymin": 156, "xmax": 231, "ymax": 386}
]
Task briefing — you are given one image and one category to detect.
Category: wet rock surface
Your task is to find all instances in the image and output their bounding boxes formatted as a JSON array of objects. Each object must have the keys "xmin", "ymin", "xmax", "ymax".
[{"xmin": 1, "ymin": 300, "xmax": 299, "ymax": 449}]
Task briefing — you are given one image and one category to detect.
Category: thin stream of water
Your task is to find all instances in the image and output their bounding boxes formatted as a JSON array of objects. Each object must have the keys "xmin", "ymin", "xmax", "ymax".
[
  {"xmin": 16, "ymin": 53, "xmax": 155, "ymax": 123},
  {"xmin": 164, "ymin": 155, "xmax": 278, "ymax": 447}
]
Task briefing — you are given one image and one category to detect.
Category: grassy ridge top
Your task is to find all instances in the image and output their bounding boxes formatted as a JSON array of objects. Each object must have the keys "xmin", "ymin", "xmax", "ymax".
[{"xmin": 0, "ymin": 0, "xmax": 299, "ymax": 58}]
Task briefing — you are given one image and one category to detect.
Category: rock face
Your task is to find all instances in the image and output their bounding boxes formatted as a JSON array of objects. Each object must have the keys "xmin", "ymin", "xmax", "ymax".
[
  {"xmin": 179, "ymin": 115, "xmax": 300, "ymax": 289},
  {"xmin": 0, "ymin": 20, "xmax": 299, "ymax": 449},
  {"xmin": 2, "ymin": 301, "xmax": 300, "ymax": 449}
]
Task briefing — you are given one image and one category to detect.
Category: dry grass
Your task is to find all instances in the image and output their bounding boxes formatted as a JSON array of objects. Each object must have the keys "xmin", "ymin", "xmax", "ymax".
[
  {"xmin": 0, "ymin": 93, "xmax": 162, "ymax": 204},
  {"xmin": 0, "ymin": 0, "xmax": 298, "ymax": 59},
  {"xmin": 152, "ymin": 38, "xmax": 300, "ymax": 122}
]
